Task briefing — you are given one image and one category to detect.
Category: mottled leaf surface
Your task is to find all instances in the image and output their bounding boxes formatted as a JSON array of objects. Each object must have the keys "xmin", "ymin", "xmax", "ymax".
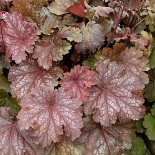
[
  {"xmin": 17, "ymin": 88, "xmax": 83, "ymax": 147},
  {"xmin": 78, "ymin": 117, "xmax": 134, "ymax": 155},
  {"xmin": 75, "ymin": 21, "xmax": 105, "ymax": 53},
  {"xmin": 61, "ymin": 65, "xmax": 96, "ymax": 102},
  {"xmin": 12, "ymin": 0, "xmax": 48, "ymax": 23},
  {"xmin": 48, "ymin": 0, "xmax": 74, "ymax": 15},
  {"xmin": 60, "ymin": 26, "xmax": 82, "ymax": 43},
  {"xmin": 0, "ymin": 108, "xmax": 38, "ymax": 155},
  {"xmin": 8, "ymin": 59, "xmax": 58, "ymax": 99},
  {"xmin": 96, "ymin": 44, "xmax": 149, "ymax": 84},
  {"xmin": 85, "ymin": 62, "xmax": 145, "ymax": 126},
  {"xmin": 2, "ymin": 12, "xmax": 38, "ymax": 63},
  {"xmin": 93, "ymin": 6, "xmax": 113, "ymax": 18},
  {"xmin": 44, "ymin": 136, "xmax": 84, "ymax": 155},
  {"xmin": 33, "ymin": 38, "xmax": 71, "ymax": 70}
]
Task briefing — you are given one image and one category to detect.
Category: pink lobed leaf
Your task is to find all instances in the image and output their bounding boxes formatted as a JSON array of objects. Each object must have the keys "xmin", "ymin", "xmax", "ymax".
[
  {"xmin": 78, "ymin": 117, "xmax": 134, "ymax": 155},
  {"xmin": 8, "ymin": 59, "xmax": 59, "ymax": 99},
  {"xmin": 96, "ymin": 44, "xmax": 149, "ymax": 85},
  {"xmin": 84, "ymin": 61, "xmax": 145, "ymax": 127},
  {"xmin": 118, "ymin": 47, "xmax": 149, "ymax": 84},
  {"xmin": 61, "ymin": 65, "xmax": 96, "ymax": 102},
  {"xmin": 17, "ymin": 87, "xmax": 83, "ymax": 147},
  {"xmin": 0, "ymin": 107, "xmax": 39, "ymax": 155},
  {"xmin": 2, "ymin": 12, "xmax": 39, "ymax": 63},
  {"xmin": 33, "ymin": 38, "xmax": 71, "ymax": 70}
]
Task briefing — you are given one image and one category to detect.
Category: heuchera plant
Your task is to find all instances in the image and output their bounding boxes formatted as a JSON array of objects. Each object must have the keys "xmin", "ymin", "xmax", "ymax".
[{"xmin": 0, "ymin": 0, "xmax": 155, "ymax": 154}]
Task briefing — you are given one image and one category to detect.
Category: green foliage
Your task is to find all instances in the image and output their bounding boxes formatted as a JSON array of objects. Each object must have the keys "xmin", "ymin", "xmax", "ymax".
[
  {"xmin": 134, "ymin": 119, "xmax": 145, "ymax": 133},
  {"xmin": 145, "ymin": 16, "xmax": 155, "ymax": 32},
  {"xmin": 82, "ymin": 54, "xmax": 96, "ymax": 68},
  {"xmin": 147, "ymin": 140, "xmax": 155, "ymax": 154},
  {"xmin": 143, "ymin": 104, "xmax": 155, "ymax": 140},
  {"xmin": 0, "ymin": 89, "xmax": 21, "ymax": 116},
  {"xmin": 145, "ymin": 69, "xmax": 155, "ymax": 102},
  {"xmin": 0, "ymin": 55, "xmax": 10, "ymax": 70},
  {"xmin": 145, "ymin": 81, "xmax": 155, "ymax": 102},
  {"xmin": 149, "ymin": 37, "xmax": 155, "ymax": 69},
  {"xmin": 126, "ymin": 135, "xmax": 149, "ymax": 155},
  {"xmin": 0, "ymin": 74, "xmax": 11, "ymax": 92}
]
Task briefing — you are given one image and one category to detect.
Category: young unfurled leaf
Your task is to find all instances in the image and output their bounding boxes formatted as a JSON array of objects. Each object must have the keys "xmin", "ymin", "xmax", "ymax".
[
  {"xmin": 2, "ymin": 12, "xmax": 39, "ymax": 63},
  {"xmin": 17, "ymin": 87, "xmax": 83, "ymax": 147},
  {"xmin": 115, "ymin": 28, "xmax": 149, "ymax": 49},
  {"xmin": 48, "ymin": 0, "xmax": 74, "ymax": 15},
  {"xmin": 33, "ymin": 38, "xmax": 71, "ymax": 70},
  {"xmin": 78, "ymin": 117, "xmax": 134, "ymax": 155},
  {"xmin": 143, "ymin": 104, "xmax": 155, "ymax": 140},
  {"xmin": 8, "ymin": 59, "xmax": 59, "ymax": 99},
  {"xmin": 75, "ymin": 21, "xmax": 105, "ymax": 53},
  {"xmin": 60, "ymin": 26, "xmax": 82, "ymax": 43},
  {"xmin": 61, "ymin": 65, "xmax": 96, "ymax": 102},
  {"xmin": 62, "ymin": 14, "xmax": 76, "ymax": 26},
  {"xmin": 39, "ymin": 7, "xmax": 62, "ymax": 35},
  {"xmin": 12, "ymin": 0, "xmax": 48, "ymax": 23},
  {"xmin": 84, "ymin": 61, "xmax": 145, "ymax": 126},
  {"xmin": 0, "ymin": 107, "xmax": 39, "ymax": 155},
  {"xmin": 125, "ymin": 135, "xmax": 147, "ymax": 155}
]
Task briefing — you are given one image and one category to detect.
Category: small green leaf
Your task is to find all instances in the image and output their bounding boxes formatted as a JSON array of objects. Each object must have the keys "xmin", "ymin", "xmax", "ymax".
[
  {"xmin": 7, "ymin": 98, "xmax": 21, "ymax": 116},
  {"xmin": 145, "ymin": 81, "xmax": 155, "ymax": 102},
  {"xmin": 149, "ymin": 24, "xmax": 155, "ymax": 32},
  {"xmin": 82, "ymin": 54, "xmax": 96, "ymax": 68},
  {"xmin": 0, "ymin": 74, "xmax": 11, "ymax": 92},
  {"xmin": 143, "ymin": 104, "xmax": 155, "ymax": 140},
  {"xmin": 126, "ymin": 135, "xmax": 146, "ymax": 155},
  {"xmin": 0, "ymin": 89, "xmax": 20, "ymax": 116},
  {"xmin": 143, "ymin": 114, "xmax": 155, "ymax": 140},
  {"xmin": 86, "ymin": 9, "xmax": 95, "ymax": 21},
  {"xmin": 0, "ymin": 89, "xmax": 9, "ymax": 106},
  {"xmin": 151, "ymin": 104, "xmax": 155, "ymax": 117},
  {"xmin": 149, "ymin": 38, "xmax": 155, "ymax": 69},
  {"xmin": 134, "ymin": 119, "xmax": 145, "ymax": 133},
  {"xmin": 0, "ymin": 55, "xmax": 10, "ymax": 69}
]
